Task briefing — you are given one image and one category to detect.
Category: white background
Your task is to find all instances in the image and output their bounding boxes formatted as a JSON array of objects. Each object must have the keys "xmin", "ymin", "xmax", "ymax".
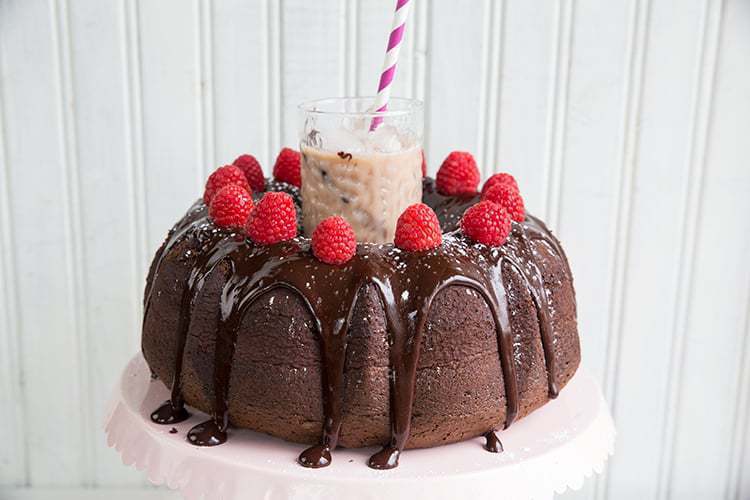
[{"xmin": 0, "ymin": 0, "xmax": 748, "ymax": 499}]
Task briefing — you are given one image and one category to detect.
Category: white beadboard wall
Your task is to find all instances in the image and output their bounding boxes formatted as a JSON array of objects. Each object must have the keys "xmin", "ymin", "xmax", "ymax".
[{"xmin": 0, "ymin": 0, "xmax": 748, "ymax": 498}]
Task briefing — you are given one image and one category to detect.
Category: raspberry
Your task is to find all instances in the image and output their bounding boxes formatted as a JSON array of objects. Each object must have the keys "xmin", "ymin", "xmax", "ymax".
[
  {"xmin": 461, "ymin": 201, "xmax": 512, "ymax": 247},
  {"xmin": 246, "ymin": 192, "xmax": 298, "ymax": 244},
  {"xmin": 203, "ymin": 165, "xmax": 250, "ymax": 204},
  {"xmin": 421, "ymin": 150, "xmax": 427, "ymax": 177},
  {"xmin": 272, "ymin": 148, "xmax": 302, "ymax": 187},
  {"xmin": 312, "ymin": 216, "xmax": 357, "ymax": 265},
  {"xmin": 233, "ymin": 154, "xmax": 265, "ymax": 192},
  {"xmin": 394, "ymin": 203, "xmax": 443, "ymax": 251},
  {"xmin": 481, "ymin": 172, "xmax": 519, "ymax": 196},
  {"xmin": 208, "ymin": 184, "xmax": 254, "ymax": 229},
  {"xmin": 435, "ymin": 151, "xmax": 480, "ymax": 196},
  {"xmin": 482, "ymin": 183, "xmax": 525, "ymax": 222}
]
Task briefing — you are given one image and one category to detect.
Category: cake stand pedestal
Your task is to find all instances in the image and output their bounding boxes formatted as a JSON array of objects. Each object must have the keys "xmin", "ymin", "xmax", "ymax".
[{"xmin": 104, "ymin": 354, "xmax": 615, "ymax": 500}]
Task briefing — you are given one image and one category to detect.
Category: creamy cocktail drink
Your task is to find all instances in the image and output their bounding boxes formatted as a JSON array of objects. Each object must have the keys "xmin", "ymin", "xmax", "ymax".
[{"xmin": 299, "ymin": 98, "xmax": 423, "ymax": 243}]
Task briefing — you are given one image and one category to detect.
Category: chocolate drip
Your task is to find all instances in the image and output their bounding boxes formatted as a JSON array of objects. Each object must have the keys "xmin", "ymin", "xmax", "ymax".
[
  {"xmin": 483, "ymin": 431, "xmax": 503, "ymax": 453},
  {"xmin": 149, "ymin": 265, "xmax": 198, "ymax": 425},
  {"xmin": 366, "ymin": 246, "xmax": 521, "ymax": 469},
  {"xmin": 144, "ymin": 184, "xmax": 569, "ymax": 468},
  {"xmin": 527, "ymin": 227, "xmax": 575, "ymax": 394},
  {"xmin": 422, "ymin": 180, "xmax": 567, "ymax": 399},
  {"xmin": 145, "ymin": 204, "xmax": 246, "ymax": 431},
  {"xmin": 298, "ymin": 445, "xmax": 332, "ymax": 468},
  {"xmin": 368, "ymin": 446, "xmax": 401, "ymax": 469},
  {"xmin": 143, "ymin": 201, "xmax": 207, "ymax": 320},
  {"xmin": 187, "ymin": 419, "xmax": 226, "ymax": 446},
  {"xmin": 511, "ymin": 214, "xmax": 573, "ymax": 398},
  {"xmin": 184, "ymin": 241, "xmax": 249, "ymax": 447},
  {"xmin": 525, "ymin": 214, "xmax": 573, "ymax": 282},
  {"xmin": 151, "ymin": 400, "xmax": 190, "ymax": 425},
  {"xmin": 517, "ymin": 230, "xmax": 560, "ymax": 398}
]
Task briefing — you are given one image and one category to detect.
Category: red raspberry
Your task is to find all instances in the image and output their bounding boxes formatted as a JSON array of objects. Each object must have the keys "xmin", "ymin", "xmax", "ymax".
[
  {"xmin": 481, "ymin": 172, "xmax": 519, "ymax": 196},
  {"xmin": 421, "ymin": 150, "xmax": 427, "ymax": 177},
  {"xmin": 461, "ymin": 201, "xmax": 512, "ymax": 247},
  {"xmin": 435, "ymin": 151, "xmax": 480, "ymax": 196},
  {"xmin": 233, "ymin": 154, "xmax": 265, "ymax": 192},
  {"xmin": 394, "ymin": 203, "xmax": 443, "ymax": 251},
  {"xmin": 482, "ymin": 183, "xmax": 525, "ymax": 222},
  {"xmin": 209, "ymin": 184, "xmax": 254, "ymax": 229},
  {"xmin": 246, "ymin": 192, "xmax": 298, "ymax": 244},
  {"xmin": 272, "ymin": 148, "xmax": 302, "ymax": 187},
  {"xmin": 312, "ymin": 216, "xmax": 357, "ymax": 265},
  {"xmin": 204, "ymin": 165, "xmax": 250, "ymax": 204}
]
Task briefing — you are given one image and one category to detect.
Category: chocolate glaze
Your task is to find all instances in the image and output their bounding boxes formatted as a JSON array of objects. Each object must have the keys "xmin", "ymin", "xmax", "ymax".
[
  {"xmin": 187, "ymin": 419, "xmax": 227, "ymax": 446},
  {"xmin": 298, "ymin": 445, "xmax": 332, "ymax": 468},
  {"xmin": 483, "ymin": 431, "xmax": 503, "ymax": 453},
  {"xmin": 143, "ymin": 179, "xmax": 570, "ymax": 469},
  {"xmin": 151, "ymin": 400, "xmax": 190, "ymax": 425},
  {"xmin": 421, "ymin": 177, "xmax": 478, "ymax": 232}
]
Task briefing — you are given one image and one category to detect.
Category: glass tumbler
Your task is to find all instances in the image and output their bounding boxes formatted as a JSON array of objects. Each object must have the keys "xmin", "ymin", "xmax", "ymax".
[{"xmin": 298, "ymin": 97, "xmax": 424, "ymax": 244}]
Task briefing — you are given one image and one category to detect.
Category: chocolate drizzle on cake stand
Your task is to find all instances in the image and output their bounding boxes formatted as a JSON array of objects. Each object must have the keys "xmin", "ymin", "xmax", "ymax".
[
  {"xmin": 141, "ymin": 178, "xmax": 573, "ymax": 470},
  {"xmin": 105, "ymin": 353, "xmax": 615, "ymax": 500}
]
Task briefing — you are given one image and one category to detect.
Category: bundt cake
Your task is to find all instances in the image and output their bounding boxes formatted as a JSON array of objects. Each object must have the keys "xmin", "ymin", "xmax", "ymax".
[{"xmin": 142, "ymin": 152, "xmax": 580, "ymax": 470}]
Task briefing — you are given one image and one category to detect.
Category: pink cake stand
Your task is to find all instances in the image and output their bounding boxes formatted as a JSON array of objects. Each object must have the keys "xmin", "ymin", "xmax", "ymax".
[{"xmin": 104, "ymin": 354, "xmax": 615, "ymax": 500}]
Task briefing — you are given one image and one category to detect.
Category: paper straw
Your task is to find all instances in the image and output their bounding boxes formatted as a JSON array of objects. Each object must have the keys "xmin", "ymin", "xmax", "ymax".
[{"xmin": 370, "ymin": 0, "xmax": 411, "ymax": 131}]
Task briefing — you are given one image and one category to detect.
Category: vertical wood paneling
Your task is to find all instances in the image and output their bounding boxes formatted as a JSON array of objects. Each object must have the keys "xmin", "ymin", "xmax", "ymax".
[
  {"xmin": 0, "ymin": 0, "xmax": 84, "ymax": 485},
  {"xmin": 608, "ymin": 1, "xmax": 703, "ymax": 498},
  {"xmin": 356, "ymin": 0, "xmax": 388, "ymax": 97},
  {"xmin": 137, "ymin": 0, "xmax": 203, "ymax": 250},
  {"xmin": 356, "ymin": 0, "xmax": 413, "ymax": 100},
  {"xmin": 340, "ymin": 0, "xmax": 357, "ymax": 97},
  {"xmin": 197, "ymin": 0, "xmax": 216, "ymax": 176},
  {"xmin": 492, "ymin": 0, "xmax": 561, "ymax": 214},
  {"xmin": 66, "ymin": 0, "xmax": 144, "ymax": 486},
  {"xmin": 729, "ymin": 292, "xmax": 750, "ymax": 500},
  {"xmin": 657, "ymin": 0, "xmax": 725, "ymax": 497},
  {"xmin": 279, "ymin": 0, "xmax": 343, "ymax": 148},
  {"xmin": 602, "ymin": 0, "xmax": 716, "ymax": 497},
  {"xmin": 741, "ymin": 420, "xmax": 750, "ymax": 500},
  {"xmin": 412, "ymin": 0, "xmax": 427, "ymax": 103},
  {"xmin": 122, "ymin": 0, "xmax": 149, "ymax": 309},
  {"xmin": 596, "ymin": 0, "xmax": 650, "ymax": 496},
  {"xmin": 401, "ymin": 0, "xmax": 415, "ymax": 99},
  {"xmin": 412, "ymin": 0, "xmax": 428, "ymax": 168},
  {"xmin": 542, "ymin": 0, "xmax": 574, "ymax": 228},
  {"xmin": 424, "ymin": 0, "xmax": 487, "ymax": 167},
  {"xmin": 600, "ymin": 0, "xmax": 648, "ymax": 416},
  {"xmin": 52, "ymin": 0, "xmax": 94, "ymax": 485},
  {"xmin": 668, "ymin": 0, "xmax": 750, "ymax": 496},
  {"xmin": 477, "ymin": 0, "xmax": 503, "ymax": 179},
  {"xmin": 0, "ymin": 4, "xmax": 26, "ymax": 483},
  {"xmin": 556, "ymin": 3, "xmax": 633, "ymax": 497},
  {"xmin": 556, "ymin": 6, "xmax": 630, "ymax": 489},
  {"xmin": 556, "ymin": 0, "xmax": 630, "ymax": 393},
  {"xmin": 266, "ymin": 0, "xmax": 282, "ymax": 159},
  {"xmin": 212, "ymin": 0, "xmax": 268, "ymax": 167}
]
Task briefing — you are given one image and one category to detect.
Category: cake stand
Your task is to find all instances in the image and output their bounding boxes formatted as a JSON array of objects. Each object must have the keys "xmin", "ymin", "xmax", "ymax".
[{"xmin": 104, "ymin": 354, "xmax": 615, "ymax": 500}]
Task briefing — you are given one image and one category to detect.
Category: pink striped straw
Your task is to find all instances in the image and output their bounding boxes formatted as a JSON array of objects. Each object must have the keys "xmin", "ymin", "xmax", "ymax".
[{"xmin": 370, "ymin": 0, "xmax": 412, "ymax": 131}]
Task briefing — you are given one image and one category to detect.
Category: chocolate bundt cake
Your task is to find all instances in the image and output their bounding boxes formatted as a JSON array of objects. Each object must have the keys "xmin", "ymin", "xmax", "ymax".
[{"xmin": 142, "ymin": 175, "xmax": 580, "ymax": 469}]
